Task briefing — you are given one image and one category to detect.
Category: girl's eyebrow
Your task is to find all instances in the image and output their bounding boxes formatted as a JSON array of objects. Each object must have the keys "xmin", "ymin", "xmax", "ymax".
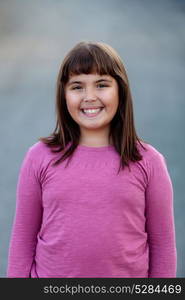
[{"xmin": 67, "ymin": 78, "xmax": 112, "ymax": 86}]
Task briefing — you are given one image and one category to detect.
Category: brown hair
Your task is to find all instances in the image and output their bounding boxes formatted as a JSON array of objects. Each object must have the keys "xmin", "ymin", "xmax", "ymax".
[{"xmin": 38, "ymin": 41, "xmax": 147, "ymax": 173}]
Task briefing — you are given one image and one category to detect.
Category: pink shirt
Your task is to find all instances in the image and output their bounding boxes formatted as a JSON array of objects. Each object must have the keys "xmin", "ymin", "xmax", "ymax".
[{"xmin": 7, "ymin": 141, "xmax": 177, "ymax": 277}]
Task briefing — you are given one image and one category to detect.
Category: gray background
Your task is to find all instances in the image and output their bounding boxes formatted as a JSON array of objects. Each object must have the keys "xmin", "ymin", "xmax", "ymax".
[{"xmin": 0, "ymin": 0, "xmax": 184, "ymax": 277}]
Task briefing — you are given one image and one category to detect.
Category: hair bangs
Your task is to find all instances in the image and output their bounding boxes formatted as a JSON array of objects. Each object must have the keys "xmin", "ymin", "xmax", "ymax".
[{"xmin": 62, "ymin": 45, "xmax": 116, "ymax": 83}]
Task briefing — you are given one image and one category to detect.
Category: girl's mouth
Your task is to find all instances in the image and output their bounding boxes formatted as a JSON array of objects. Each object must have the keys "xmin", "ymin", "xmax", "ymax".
[{"xmin": 80, "ymin": 107, "xmax": 104, "ymax": 118}]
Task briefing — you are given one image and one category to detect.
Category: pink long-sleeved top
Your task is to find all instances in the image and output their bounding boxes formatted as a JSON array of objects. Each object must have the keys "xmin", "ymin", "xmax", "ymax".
[{"xmin": 7, "ymin": 141, "xmax": 177, "ymax": 278}]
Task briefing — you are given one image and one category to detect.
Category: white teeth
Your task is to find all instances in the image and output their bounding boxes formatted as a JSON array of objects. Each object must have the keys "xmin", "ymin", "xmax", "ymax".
[{"xmin": 83, "ymin": 108, "xmax": 102, "ymax": 114}]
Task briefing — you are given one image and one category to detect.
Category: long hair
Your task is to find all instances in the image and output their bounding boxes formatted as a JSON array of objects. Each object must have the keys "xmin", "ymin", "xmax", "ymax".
[{"xmin": 38, "ymin": 41, "xmax": 147, "ymax": 174}]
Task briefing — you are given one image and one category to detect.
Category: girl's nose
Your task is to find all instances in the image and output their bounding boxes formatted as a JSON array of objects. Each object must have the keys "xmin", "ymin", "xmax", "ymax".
[
  {"xmin": 83, "ymin": 87, "xmax": 97, "ymax": 101},
  {"xmin": 83, "ymin": 96, "xmax": 97, "ymax": 101}
]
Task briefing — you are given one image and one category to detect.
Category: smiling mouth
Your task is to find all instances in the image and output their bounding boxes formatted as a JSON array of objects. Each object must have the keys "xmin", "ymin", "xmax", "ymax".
[{"xmin": 80, "ymin": 107, "xmax": 104, "ymax": 117}]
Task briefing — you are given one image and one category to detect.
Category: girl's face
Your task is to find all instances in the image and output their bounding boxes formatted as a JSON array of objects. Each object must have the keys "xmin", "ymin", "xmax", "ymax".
[{"xmin": 64, "ymin": 73, "xmax": 119, "ymax": 138}]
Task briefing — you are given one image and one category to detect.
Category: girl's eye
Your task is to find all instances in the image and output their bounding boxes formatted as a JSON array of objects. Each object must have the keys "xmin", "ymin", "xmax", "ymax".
[
  {"xmin": 71, "ymin": 84, "xmax": 109, "ymax": 90},
  {"xmin": 97, "ymin": 84, "xmax": 108, "ymax": 88},
  {"xmin": 72, "ymin": 86, "xmax": 82, "ymax": 90}
]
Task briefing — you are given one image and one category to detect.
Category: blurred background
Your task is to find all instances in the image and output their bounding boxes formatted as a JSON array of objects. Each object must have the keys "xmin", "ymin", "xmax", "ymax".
[{"xmin": 0, "ymin": 0, "xmax": 184, "ymax": 277}]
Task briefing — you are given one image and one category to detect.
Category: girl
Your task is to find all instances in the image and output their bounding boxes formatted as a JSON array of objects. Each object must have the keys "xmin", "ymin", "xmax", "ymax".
[{"xmin": 7, "ymin": 41, "xmax": 177, "ymax": 278}]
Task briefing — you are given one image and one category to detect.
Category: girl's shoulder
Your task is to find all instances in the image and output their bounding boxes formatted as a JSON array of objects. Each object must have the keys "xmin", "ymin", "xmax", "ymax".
[
  {"xmin": 137, "ymin": 140, "xmax": 165, "ymax": 159},
  {"xmin": 27, "ymin": 140, "xmax": 51, "ymax": 157},
  {"xmin": 24, "ymin": 140, "xmax": 58, "ymax": 167},
  {"xmin": 136, "ymin": 140, "xmax": 167, "ymax": 170}
]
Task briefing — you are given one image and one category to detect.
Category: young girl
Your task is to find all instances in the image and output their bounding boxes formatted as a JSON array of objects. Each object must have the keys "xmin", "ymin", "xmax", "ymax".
[{"xmin": 7, "ymin": 41, "xmax": 177, "ymax": 278}]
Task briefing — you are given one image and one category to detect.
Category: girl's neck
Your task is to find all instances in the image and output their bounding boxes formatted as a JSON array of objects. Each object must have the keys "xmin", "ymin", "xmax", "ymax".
[{"xmin": 79, "ymin": 136, "xmax": 113, "ymax": 148}]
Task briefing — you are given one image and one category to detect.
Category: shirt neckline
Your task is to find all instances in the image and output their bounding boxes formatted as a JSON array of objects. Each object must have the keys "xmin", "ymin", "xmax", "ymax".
[{"xmin": 76, "ymin": 144, "xmax": 115, "ymax": 152}]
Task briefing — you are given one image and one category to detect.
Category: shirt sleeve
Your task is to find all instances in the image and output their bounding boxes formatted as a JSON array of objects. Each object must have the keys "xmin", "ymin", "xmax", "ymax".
[
  {"xmin": 7, "ymin": 148, "xmax": 43, "ymax": 278},
  {"xmin": 145, "ymin": 152, "xmax": 177, "ymax": 278}
]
